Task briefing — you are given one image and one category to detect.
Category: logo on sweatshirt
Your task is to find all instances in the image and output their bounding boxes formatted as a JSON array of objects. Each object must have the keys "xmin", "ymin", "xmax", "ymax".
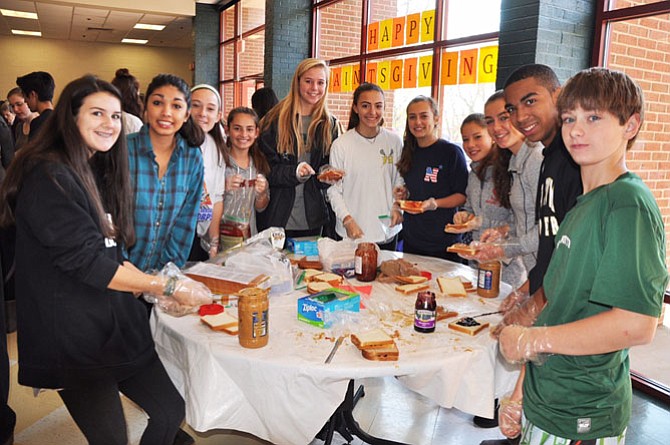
[
  {"xmin": 557, "ymin": 235, "xmax": 571, "ymax": 250},
  {"xmin": 424, "ymin": 167, "xmax": 440, "ymax": 183},
  {"xmin": 379, "ymin": 148, "xmax": 394, "ymax": 165}
]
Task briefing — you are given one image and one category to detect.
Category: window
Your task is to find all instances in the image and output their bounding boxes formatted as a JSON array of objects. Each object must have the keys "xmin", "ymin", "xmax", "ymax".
[
  {"xmin": 594, "ymin": 0, "xmax": 670, "ymax": 403},
  {"xmin": 314, "ymin": 0, "xmax": 498, "ymax": 139},
  {"xmin": 220, "ymin": 0, "xmax": 266, "ymax": 120}
]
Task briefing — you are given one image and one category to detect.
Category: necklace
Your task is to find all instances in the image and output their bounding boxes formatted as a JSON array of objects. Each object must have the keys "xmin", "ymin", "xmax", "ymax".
[{"xmin": 355, "ymin": 127, "xmax": 380, "ymax": 143}]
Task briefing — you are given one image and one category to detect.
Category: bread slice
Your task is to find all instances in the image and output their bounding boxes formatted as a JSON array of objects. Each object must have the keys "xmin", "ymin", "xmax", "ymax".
[
  {"xmin": 398, "ymin": 200, "xmax": 424, "ymax": 213},
  {"xmin": 313, "ymin": 272, "xmax": 344, "ymax": 286},
  {"xmin": 436, "ymin": 306, "xmax": 459, "ymax": 321},
  {"xmin": 298, "ymin": 257, "xmax": 323, "ymax": 270},
  {"xmin": 395, "ymin": 275, "xmax": 428, "ymax": 284},
  {"xmin": 437, "ymin": 276, "xmax": 467, "ymax": 297},
  {"xmin": 303, "ymin": 269, "xmax": 325, "ymax": 282},
  {"xmin": 350, "ymin": 329, "xmax": 395, "ymax": 349},
  {"xmin": 361, "ymin": 342, "xmax": 399, "ymax": 361},
  {"xmin": 446, "ymin": 243, "xmax": 478, "ymax": 256},
  {"xmin": 307, "ymin": 281, "xmax": 333, "ymax": 295},
  {"xmin": 394, "ymin": 282, "xmax": 430, "ymax": 294},
  {"xmin": 201, "ymin": 312, "xmax": 239, "ymax": 335},
  {"xmin": 448, "ymin": 318, "xmax": 489, "ymax": 336}
]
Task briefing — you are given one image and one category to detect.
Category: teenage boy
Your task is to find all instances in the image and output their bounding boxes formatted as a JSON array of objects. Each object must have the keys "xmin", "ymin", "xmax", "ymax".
[
  {"xmin": 16, "ymin": 71, "xmax": 55, "ymax": 139},
  {"xmin": 497, "ymin": 67, "xmax": 667, "ymax": 445},
  {"xmin": 493, "ymin": 64, "xmax": 583, "ymax": 333}
]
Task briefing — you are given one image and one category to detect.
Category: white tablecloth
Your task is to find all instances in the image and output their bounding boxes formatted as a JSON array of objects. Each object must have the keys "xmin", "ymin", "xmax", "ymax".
[{"xmin": 151, "ymin": 252, "xmax": 520, "ymax": 445}]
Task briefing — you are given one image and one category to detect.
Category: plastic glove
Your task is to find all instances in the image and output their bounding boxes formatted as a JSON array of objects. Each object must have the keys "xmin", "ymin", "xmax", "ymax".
[
  {"xmin": 421, "ymin": 197, "xmax": 438, "ymax": 211},
  {"xmin": 144, "ymin": 262, "xmax": 214, "ymax": 317},
  {"xmin": 208, "ymin": 237, "xmax": 220, "ymax": 259},
  {"xmin": 472, "ymin": 243, "xmax": 505, "ymax": 261},
  {"xmin": 393, "ymin": 185, "xmax": 408, "ymax": 201},
  {"xmin": 499, "ymin": 396, "xmax": 523, "ymax": 439},
  {"xmin": 499, "ymin": 325, "xmax": 551, "ymax": 364},
  {"xmin": 480, "ymin": 224, "xmax": 510, "ymax": 243},
  {"xmin": 343, "ymin": 215, "xmax": 364, "ymax": 239},
  {"xmin": 491, "ymin": 289, "xmax": 546, "ymax": 338},
  {"xmin": 453, "ymin": 211, "xmax": 472, "ymax": 224},
  {"xmin": 499, "ymin": 289, "xmax": 530, "ymax": 313},
  {"xmin": 254, "ymin": 174, "xmax": 268, "ymax": 196},
  {"xmin": 296, "ymin": 162, "xmax": 315, "ymax": 180},
  {"xmin": 171, "ymin": 279, "xmax": 213, "ymax": 307}
]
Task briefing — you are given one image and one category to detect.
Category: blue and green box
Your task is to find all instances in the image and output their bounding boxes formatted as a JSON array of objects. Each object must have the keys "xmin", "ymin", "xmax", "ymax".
[{"xmin": 297, "ymin": 289, "xmax": 360, "ymax": 328}]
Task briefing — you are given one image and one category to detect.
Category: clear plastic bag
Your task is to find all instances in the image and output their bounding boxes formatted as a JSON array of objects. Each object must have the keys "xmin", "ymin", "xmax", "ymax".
[{"xmin": 143, "ymin": 262, "xmax": 214, "ymax": 317}]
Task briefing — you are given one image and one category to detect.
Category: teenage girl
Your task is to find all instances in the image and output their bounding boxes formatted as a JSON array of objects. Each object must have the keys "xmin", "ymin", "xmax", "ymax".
[
  {"xmin": 327, "ymin": 82, "xmax": 403, "ymax": 250},
  {"xmin": 257, "ymin": 58, "xmax": 339, "ymax": 238},
  {"xmin": 396, "ymin": 96, "xmax": 468, "ymax": 262},
  {"xmin": 220, "ymin": 107, "xmax": 270, "ymax": 250},
  {"xmin": 0, "ymin": 75, "xmax": 208, "ymax": 444},
  {"xmin": 6, "ymin": 87, "xmax": 39, "ymax": 150},
  {"xmin": 474, "ymin": 91, "xmax": 543, "ymax": 298},
  {"xmin": 127, "ymin": 74, "xmax": 205, "ymax": 272},
  {"xmin": 457, "ymin": 113, "xmax": 526, "ymax": 288},
  {"xmin": 189, "ymin": 84, "xmax": 228, "ymax": 259}
]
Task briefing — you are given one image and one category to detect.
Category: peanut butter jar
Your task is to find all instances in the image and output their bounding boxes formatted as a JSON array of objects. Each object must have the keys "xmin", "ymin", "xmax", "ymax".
[
  {"xmin": 237, "ymin": 287, "xmax": 269, "ymax": 348},
  {"xmin": 477, "ymin": 261, "xmax": 501, "ymax": 298}
]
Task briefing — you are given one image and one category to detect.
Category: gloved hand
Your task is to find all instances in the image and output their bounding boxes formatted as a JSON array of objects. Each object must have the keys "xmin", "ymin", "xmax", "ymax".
[
  {"xmin": 472, "ymin": 243, "xmax": 505, "ymax": 261},
  {"xmin": 491, "ymin": 289, "xmax": 545, "ymax": 338},
  {"xmin": 480, "ymin": 224, "xmax": 510, "ymax": 243},
  {"xmin": 171, "ymin": 279, "xmax": 213, "ymax": 307},
  {"xmin": 393, "ymin": 185, "xmax": 408, "ymax": 201},
  {"xmin": 343, "ymin": 215, "xmax": 364, "ymax": 239},
  {"xmin": 499, "ymin": 396, "xmax": 523, "ymax": 439},
  {"xmin": 208, "ymin": 237, "xmax": 220, "ymax": 258},
  {"xmin": 499, "ymin": 289, "xmax": 530, "ymax": 313},
  {"xmin": 453, "ymin": 211, "xmax": 472, "ymax": 224},
  {"xmin": 499, "ymin": 325, "xmax": 551, "ymax": 364},
  {"xmin": 225, "ymin": 173, "xmax": 244, "ymax": 191},
  {"xmin": 144, "ymin": 262, "xmax": 214, "ymax": 317},
  {"xmin": 421, "ymin": 197, "xmax": 438, "ymax": 211}
]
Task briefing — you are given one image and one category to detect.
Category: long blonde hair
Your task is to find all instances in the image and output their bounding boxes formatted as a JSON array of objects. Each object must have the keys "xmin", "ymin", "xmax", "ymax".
[{"xmin": 260, "ymin": 58, "xmax": 335, "ymax": 157}]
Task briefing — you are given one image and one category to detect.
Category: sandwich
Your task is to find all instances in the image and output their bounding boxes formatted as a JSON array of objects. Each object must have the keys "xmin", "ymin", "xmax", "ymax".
[
  {"xmin": 394, "ymin": 282, "xmax": 430, "ymax": 294},
  {"xmin": 298, "ymin": 257, "xmax": 323, "ymax": 270},
  {"xmin": 395, "ymin": 275, "xmax": 428, "ymax": 285},
  {"xmin": 201, "ymin": 312, "xmax": 239, "ymax": 335},
  {"xmin": 350, "ymin": 329, "xmax": 399, "ymax": 361},
  {"xmin": 312, "ymin": 272, "xmax": 344, "ymax": 287},
  {"xmin": 446, "ymin": 243, "xmax": 478, "ymax": 256},
  {"xmin": 448, "ymin": 317, "xmax": 489, "ymax": 336},
  {"xmin": 437, "ymin": 276, "xmax": 467, "ymax": 297},
  {"xmin": 307, "ymin": 281, "xmax": 333, "ymax": 295},
  {"xmin": 317, "ymin": 168, "xmax": 345, "ymax": 182},
  {"xmin": 397, "ymin": 200, "xmax": 424, "ymax": 213},
  {"xmin": 444, "ymin": 214, "xmax": 476, "ymax": 233}
]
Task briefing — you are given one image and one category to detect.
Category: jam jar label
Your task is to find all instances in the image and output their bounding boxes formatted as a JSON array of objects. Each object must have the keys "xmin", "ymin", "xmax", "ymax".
[{"xmin": 414, "ymin": 309, "xmax": 436, "ymax": 329}]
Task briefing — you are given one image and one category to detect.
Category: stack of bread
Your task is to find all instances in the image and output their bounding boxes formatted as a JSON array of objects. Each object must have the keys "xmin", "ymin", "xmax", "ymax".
[
  {"xmin": 350, "ymin": 329, "xmax": 399, "ymax": 361},
  {"xmin": 302, "ymin": 269, "xmax": 345, "ymax": 294}
]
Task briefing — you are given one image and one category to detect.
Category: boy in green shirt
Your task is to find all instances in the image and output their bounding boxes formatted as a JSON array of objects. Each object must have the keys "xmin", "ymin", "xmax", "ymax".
[{"xmin": 497, "ymin": 68, "xmax": 668, "ymax": 444}]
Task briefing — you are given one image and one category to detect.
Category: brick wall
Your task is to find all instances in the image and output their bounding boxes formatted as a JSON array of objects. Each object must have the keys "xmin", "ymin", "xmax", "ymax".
[
  {"xmin": 497, "ymin": 0, "xmax": 595, "ymax": 86},
  {"xmin": 607, "ymin": 13, "xmax": 670, "ymax": 271}
]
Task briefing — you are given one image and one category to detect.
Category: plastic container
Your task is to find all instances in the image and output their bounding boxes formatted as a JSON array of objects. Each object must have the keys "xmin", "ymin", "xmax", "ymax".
[
  {"xmin": 354, "ymin": 242, "xmax": 377, "ymax": 282},
  {"xmin": 477, "ymin": 261, "xmax": 501, "ymax": 298},
  {"xmin": 237, "ymin": 287, "xmax": 269, "ymax": 348}
]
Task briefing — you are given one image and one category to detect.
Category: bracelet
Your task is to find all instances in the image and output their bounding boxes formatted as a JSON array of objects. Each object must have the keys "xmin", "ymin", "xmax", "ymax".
[{"xmin": 164, "ymin": 276, "xmax": 179, "ymax": 297}]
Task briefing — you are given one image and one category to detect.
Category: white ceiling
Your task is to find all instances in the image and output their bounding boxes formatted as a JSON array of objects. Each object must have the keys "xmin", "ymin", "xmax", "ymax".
[{"xmin": 0, "ymin": 0, "xmax": 223, "ymax": 48}]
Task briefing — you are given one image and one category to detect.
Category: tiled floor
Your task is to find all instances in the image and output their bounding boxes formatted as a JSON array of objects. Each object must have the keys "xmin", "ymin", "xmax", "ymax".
[{"xmin": 6, "ymin": 330, "xmax": 670, "ymax": 445}]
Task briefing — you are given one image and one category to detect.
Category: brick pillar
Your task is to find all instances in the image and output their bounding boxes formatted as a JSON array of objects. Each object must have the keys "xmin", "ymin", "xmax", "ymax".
[
  {"xmin": 194, "ymin": 2, "xmax": 220, "ymax": 87},
  {"xmin": 264, "ymin": 0, "xmax": 312, "ymax": 98},
  {"xmin": 496, "ymin": 0, "xmax": 596, "ymax": 87}
]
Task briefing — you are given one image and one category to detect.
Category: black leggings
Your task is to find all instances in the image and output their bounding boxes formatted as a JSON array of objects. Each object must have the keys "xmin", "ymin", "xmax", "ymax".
[{"xmin": 59, "ymin": 356, "xmax": 184, "ymax": 445}]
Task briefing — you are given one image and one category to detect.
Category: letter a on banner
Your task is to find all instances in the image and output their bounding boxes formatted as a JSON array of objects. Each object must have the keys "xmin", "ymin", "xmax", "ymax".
[
  {"xmin": 418, "ymin": 55, "xmax": 432, "ymax": 87},
  {"xmin": 331, "ymin": 67, "xmax": 342, "ymax": 92},
  {"xmin": 341, "ymin": 65, "xmax": 352, "ymax": 93},
  {"xmin": 380, "ymin": 19, "xmax": 393, "ymax": 49}
]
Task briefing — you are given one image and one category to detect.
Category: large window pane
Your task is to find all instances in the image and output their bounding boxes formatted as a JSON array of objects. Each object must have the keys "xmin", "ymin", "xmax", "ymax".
[
  {"xmin": 241, "ymin": 0, "xmax": 265, "ymax": 33},
  {"xmin": 221, "ymin": 42, "xmax": 235, "ymax": 81},
  {"xmin": 367, "ymin": 0, "xmax": 437, "ymax": 52},
  {"xmin": 444, "ymin": 0, "xmax": 501, "ymax": 40},
  {"xmin": 316, "ymin": 0, "xmax": 362, "ymax": 61},
  {"xmin": 607, "ymin": 0, "xmax": 668, "ymax": 10},
  {"xmin": 239, "ymin": 30, "xmax": 265, "ymax": 78}
]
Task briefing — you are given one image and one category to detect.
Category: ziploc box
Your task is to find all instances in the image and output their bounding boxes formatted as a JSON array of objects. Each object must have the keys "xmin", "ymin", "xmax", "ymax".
[
  {"xmin": 297, "ymin": 289, "xmax": 360, "ymax": 328},
  {"xmin": 286, "ymin": 236, "xmax": 319, "ymax": 256}
]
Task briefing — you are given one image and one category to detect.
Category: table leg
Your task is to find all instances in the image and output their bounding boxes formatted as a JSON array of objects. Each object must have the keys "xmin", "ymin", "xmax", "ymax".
[{"xmin": 317, "ymin": 380, "xmax": 410, "ymax": 445}]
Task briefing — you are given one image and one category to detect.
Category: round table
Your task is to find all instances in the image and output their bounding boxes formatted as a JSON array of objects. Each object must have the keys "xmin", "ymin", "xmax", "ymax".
[{"xmin": 151, "ymin": 252, "xmax": 520, "ymax": 445}]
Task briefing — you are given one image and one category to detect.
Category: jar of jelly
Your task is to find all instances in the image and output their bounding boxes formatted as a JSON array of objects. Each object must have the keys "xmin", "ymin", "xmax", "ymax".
[
  {"xmin": 414, "ymin": 291, "xmax": 437, "ymax": 333},
  {"xmin": 354, "ymin": 242, "xmax": 377, "ymax": 282}
]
